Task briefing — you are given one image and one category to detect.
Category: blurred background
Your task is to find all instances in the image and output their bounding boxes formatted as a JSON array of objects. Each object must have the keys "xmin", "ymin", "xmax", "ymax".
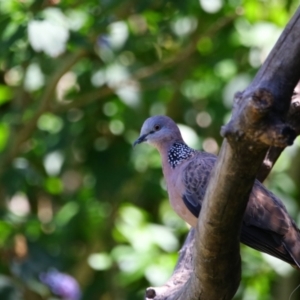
[{"xmin": 0, "ymin": 0, "xmax": 300, "ymax": 299}]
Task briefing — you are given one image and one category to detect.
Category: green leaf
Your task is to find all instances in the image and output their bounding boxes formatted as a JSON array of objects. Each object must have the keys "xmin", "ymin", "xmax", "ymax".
[
  {"xmin": 37, "ymin": 113, "xmax": 63, "ymax": 134},
  {"xmin": 44, "ymin": 177, "xmax": 63, "ymax": 194},
  {"xmin": 55, "ymin": 201, "xmax": 79, "ymax": 226},
  {"xmin": 0, "ymin": 85, "xmax": 13, "ymax": 105},
  {"xmin": 0, "ymin": 221, "xmax": 12, "ymax": 246},
  {"xmin": 0, "ymin": 123, "xmax": 9, "ymax": 151}
]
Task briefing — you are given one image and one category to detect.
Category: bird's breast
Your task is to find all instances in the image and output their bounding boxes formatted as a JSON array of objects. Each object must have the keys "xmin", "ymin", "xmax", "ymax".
[{"xmin": 166, "ymin": 173, "xmax": 198, "ymax": 227}]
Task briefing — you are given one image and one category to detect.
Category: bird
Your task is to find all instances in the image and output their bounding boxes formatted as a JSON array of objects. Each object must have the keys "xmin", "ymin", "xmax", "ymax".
[{"xmin": 134, "ymin": 115, "xmax": 300, "ymax": 268}]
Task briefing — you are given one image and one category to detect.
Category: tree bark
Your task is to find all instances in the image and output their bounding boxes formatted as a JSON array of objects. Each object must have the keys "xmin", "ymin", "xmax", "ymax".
[
  {"xmin": 256, "ymin": 81, "xmax": 300, "ymax": 181},
  {"xmin": 145, "ymin": 7, "xmax": 300, "ymax": 300}
]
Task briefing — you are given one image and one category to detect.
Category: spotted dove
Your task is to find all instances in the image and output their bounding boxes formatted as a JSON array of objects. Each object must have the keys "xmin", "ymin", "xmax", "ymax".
[{"xmin": 134, "ymin": 115, "xmax": 300, "ymax": 268}]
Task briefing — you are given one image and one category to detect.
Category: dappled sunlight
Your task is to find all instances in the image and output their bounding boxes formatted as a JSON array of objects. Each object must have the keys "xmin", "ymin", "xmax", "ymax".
[
  {"xmin": 202, "ymin": 137, "xmax": 219, "ymax": 154},
  {"xmin": 223, "ymin": 74, "xmax": 252, "ymax": 108},
  {"xmin": 44, "ymin": 151, "xmax": 64, "ymax": 176},
  {"xmin": 56, "ymin": 72, "xmax": 78, "ymax": 101},
  {"xmin": 178, "ymin": 124, "xmax": 201, "ymax": 149},
  {"xmin": 200, "ymin": 0, "xmax": 223, "ymax": 13},
  {"xmin": 181, "ymin": 77, "xmax": 220, "ymax": 101},
  {"xmin": 109, "ymin": 119, "xmax": 125, "ymax": 135},
  {"xmin": 150, "ymin": 102, "xmax": 167, "ymax": 116},
  {"xmin": 112, "ymin": 203, "xmax": 180, "ymax": 286},
  {"xmin": 171, "ymin": 16, "xmax": 198, "ymax": 36},
  {"xmin": 37, "ymin": 196, "xmax": 53, "ymax": 224},
  {"xmin": 93, "ymin": 137, "xmax": 109, "ymax": 151},
  {"xmin": 235, "ymin": 19, "xmax": 283, "ymax": 64},
  {"xmin": 24, "ymin": 64, "xmax": 45, "ymax": 92},
  {"xmin": 37, "ymin": 113, "xmax": 64, "ymax": 134},
  {"xmin": 116, "ymin": 204, "xmax": 180, "ymax": 252},
  {"xmin": 88, "ymin": 253, "xmax": 112, "ymax": 271},
  {"xmin": 214, "ymin": 59, "xmax": 237, "ymax": 80},
  {"xmin": 196, "ymin": 111, "xmax": 212, "ymax": 128},
  {"xmin": 262, "ymin": 254, "xmax": 293, "ymax": 277},
  {"xmin": 106, "ymin": 64, "xmax": 141, "ymax": 107},
  {"xmin": 4, "ymin": 66, "xmax": 23, "ymax": 86},
  {"xmin": 0, "ymin": 0, "xmax": 299, "ymax": 299},
  {"xmin": 103, "ymin": 101, "xmax": 118, "ymax": 117},
  {"xmin": 131, "ymin": 143, "xmax": 161, "ymax": 172},
  {"xmin": 107, "ymin": 21, "xmax": 129, "ymax": 50},
  {"xmin": 159, "ymin": 199, "xmax": 188, "ymax": 230},
  {"xmin": 8, "ymin": 193, "xmax": 31, "ymax": 217},
  {"xmin": 28, "ymin": 8, "xmax": 70, "ymax": 57}
]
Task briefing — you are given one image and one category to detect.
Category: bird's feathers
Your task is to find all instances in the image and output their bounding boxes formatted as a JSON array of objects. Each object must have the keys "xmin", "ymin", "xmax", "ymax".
[
  {"xmin": 180, "ymin": 150, "xmax": 300, "ymax": 267},
  {"xmin": 182, "ymin": 194, "xmax": 201, "ymax": 218},
  {"xmin": 135, "ymin": 115, "xmax": 300, "ymax": 268}
]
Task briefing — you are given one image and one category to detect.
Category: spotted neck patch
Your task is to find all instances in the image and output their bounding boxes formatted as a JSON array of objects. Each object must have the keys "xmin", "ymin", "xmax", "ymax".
[{"xmin": 168, "ymin": 142, "xmax": 195, "ymax": 168}]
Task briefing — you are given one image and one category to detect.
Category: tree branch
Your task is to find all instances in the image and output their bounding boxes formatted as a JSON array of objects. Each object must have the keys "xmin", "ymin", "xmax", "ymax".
[
  {"xmin": 146, "ymin": 80, "xmax": 300, "ymax": 300},
  {"xmin": 257, "ymin": 80, "xmax": 300, "ymax": 181},
  {"xmin": 145, "ymin": 7, "xmax": 300, "ymax": 300}
]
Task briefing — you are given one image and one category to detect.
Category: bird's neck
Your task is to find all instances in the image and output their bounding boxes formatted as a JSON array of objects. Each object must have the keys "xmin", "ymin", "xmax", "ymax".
[
  {"xmin": 158, "ymin": 142, "xmax": 195, "ymax": 174},
  {"xmin": 167, "ymin": 142, "xmax": 195, "ymax": 169}
]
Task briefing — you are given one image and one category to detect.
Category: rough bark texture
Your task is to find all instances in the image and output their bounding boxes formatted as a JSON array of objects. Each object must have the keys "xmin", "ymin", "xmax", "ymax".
[
  {"xmin": 145, "ymin": 7, "xmax": 300, "ymax": 300},
  {"xmin": 257, "ymin": 81, "xmax": 300, "ymax": 181}
]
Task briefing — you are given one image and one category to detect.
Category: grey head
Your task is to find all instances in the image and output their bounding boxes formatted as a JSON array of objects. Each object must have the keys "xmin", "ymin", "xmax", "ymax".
[{"xmin": 133, "ymin": 115, "xmax": 184, "ymax": 148}]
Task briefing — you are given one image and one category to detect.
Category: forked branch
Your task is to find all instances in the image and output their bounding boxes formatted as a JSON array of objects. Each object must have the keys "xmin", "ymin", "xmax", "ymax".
[{"xmin": 145, "ymin": 7, "xmax": 300, "ymax": 300}]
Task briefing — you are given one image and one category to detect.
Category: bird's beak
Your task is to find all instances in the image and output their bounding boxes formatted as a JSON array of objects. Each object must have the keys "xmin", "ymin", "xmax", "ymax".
[{"xmin": 133, "ymin": 133, "xmax": 148, "ymax": 147}]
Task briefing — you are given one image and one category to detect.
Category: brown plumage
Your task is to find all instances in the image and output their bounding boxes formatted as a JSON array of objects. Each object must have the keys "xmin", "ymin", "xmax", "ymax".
[{"xmin": 134, "ymin": 115, "xmax": 300, "ymax": 268}]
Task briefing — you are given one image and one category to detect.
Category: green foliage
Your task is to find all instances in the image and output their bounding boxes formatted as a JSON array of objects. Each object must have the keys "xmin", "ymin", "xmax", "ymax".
[{"xmin": 0, "ymin": 0, "xmax": 300, "ymax": 299}]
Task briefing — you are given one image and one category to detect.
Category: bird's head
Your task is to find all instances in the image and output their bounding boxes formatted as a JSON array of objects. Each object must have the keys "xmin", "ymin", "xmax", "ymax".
[{"xmin": 133, "ymin": 115, "xmax": 183, "ymax": 148}]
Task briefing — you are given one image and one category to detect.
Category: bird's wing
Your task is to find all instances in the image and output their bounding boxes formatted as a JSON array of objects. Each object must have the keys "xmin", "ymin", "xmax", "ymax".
[
  {"xmin": 240, "ymin": 224, "xmax": 294, "ymax": 264},
  {"xmin": 181, "ymin": 152, "xmax": 297, "ymax": 265},
  {"xmin": 241, "ymin": 181, "xmax": 298, "ymax": 265},
  {"xmin": 182, "ymin": 152, "xmax": 291, "ymax": 235},
  {"xmin": 244, "ymin": 182, "xmax": 291, "ymax": 235},
  {"xmin": 181, "ymin": 152, "xmax": 216, "ymax": 218}
]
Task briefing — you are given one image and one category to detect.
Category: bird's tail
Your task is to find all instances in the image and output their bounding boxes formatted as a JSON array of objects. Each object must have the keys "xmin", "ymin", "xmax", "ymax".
[
  {"xmin": 283, "ymin": 223, "xmax": 300, "ymax": 269},
  {"xmin": 241, "ymin": 224, "xmax": 298, "ymax": 267}
]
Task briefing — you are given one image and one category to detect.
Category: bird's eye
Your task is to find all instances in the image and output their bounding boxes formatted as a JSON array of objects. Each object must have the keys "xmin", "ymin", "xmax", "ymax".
[{"xmin": 154, "ymin": 125, "xmax": 160, "ymax": 131}]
